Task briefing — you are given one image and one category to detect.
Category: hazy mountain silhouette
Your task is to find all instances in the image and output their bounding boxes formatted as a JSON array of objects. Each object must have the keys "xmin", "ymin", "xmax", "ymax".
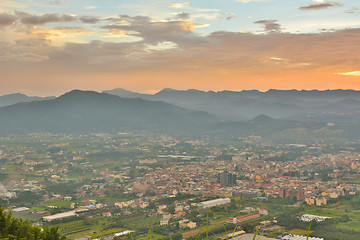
[
  {"xmin": 102, "ymin": 88, "xmax": 151, "ymax": 98},
  {"xmin": 0, "ymin": 90, "xmax": 215, "ymax": 134},
  {"xmin": 0, "ymin": 93, "xmax": 54, "ymax": 107},
  {"xmin": 2, "ymin": 88, "xmax": 360, "ymax": 140},
  {"xmin": 104, "ymin": 88, "xmax": 360, "ymax": 122}
]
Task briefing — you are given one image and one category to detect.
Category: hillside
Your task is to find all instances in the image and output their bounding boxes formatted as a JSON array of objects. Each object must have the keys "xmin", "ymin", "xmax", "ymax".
[{"xmin": 0, "ymin": 90, "xmax": 216, "ymax": 134}]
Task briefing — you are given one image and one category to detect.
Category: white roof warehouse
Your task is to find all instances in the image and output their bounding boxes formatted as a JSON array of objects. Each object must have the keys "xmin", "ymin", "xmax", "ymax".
[
  {"xmin": 43, "ymin": 210, "xmax": 77, "ymax": 222},
  {"xmin": 198, "ymin": 198, "xmax": 231, "ymax": 209}
]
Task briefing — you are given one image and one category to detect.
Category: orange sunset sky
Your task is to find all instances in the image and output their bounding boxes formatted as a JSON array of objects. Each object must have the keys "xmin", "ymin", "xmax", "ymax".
[{"xmin": 0, "ymin": 0, "xmax": 360, "ymax": 96}]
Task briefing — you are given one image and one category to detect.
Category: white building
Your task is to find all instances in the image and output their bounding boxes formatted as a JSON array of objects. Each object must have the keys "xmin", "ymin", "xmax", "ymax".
[
  {"xmin": 299, "ymin": 214, "xmax": 331, "ymax": 223},
  {"xmin": 43, "ymin": 210, "xmax": 77, "ymax": 221},
  {"xmin": 280, "ymin": 234, "xmax": 323, "ymax": 240},
  {"xmin": 198, "ymin": 198, "xmax": 231, "ymax": 209}
]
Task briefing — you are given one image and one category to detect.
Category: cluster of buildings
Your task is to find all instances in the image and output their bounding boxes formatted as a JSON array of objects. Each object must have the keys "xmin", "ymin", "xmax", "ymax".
[
  {"xmin": 0, "ymin": 133, "xmax": 359, "ymax": 239},
  {"xmin": 124, "ymin": 151, "xmax": 359, "ymax": 207}
]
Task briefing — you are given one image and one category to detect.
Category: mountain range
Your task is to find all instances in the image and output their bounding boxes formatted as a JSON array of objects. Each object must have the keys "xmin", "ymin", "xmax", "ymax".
[
  {"xmin": 103, "ymin": 88, "xmax": 360, "ymax": 122},
  {"xmin": 0, "ymin": 93, "xmax": 54, "ymax": 107},
  {"xmin": 0, "ymin": 88, "xmax": 359, "ymax": 141},
  {"xmin": 0, "ymin": 90, "xmax": 214, "ymax": 135}
]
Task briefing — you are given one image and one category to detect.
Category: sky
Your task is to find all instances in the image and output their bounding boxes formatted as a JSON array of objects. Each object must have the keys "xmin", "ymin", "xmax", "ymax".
[{"xmin": 0, "ymin": 0, "xmax": 360, "ymax": 96}]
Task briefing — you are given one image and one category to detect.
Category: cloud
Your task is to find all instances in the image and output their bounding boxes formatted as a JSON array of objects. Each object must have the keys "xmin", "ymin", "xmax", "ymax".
[
  {"xmin": 169, "ymin": 3, "xmax": 220, "ymax": 21},
  {"xmin": 32, "ymin": 27, "xmax": 92, "ymax": 46},
  {"xmin": 145, "ymin": 41, "xmax": 178, "ymax": 51},
  {"xmin": 79, "ymin": 16, "xmax": 100, "ymax": 24},
  {"xmin": 337, "ymin": 71, "xmax": 360, "ymax": 76},
  {"xmin": 236, "ymin": 0, "xmax": 265, "ymax": 3},
  {"xmin": 175, "ymin": 12, "xmax": 190, "ymax": 20},
  {"xmin": 20, "ymin": 13, "xmax": 76, "ymax": 25},
  {"xmin": 102, "ymin": 15, "xmax": 197, "ymax": 45},
  {"xmin": 299, "ymin": 1, "xmax": 343, "ymax": 11},
  {"xmin": 270, "ymin": 57, "xmax": 284, "ymax": 61},
  {"xmin": 0, "ymin": 12, "xmax": 17, "ymax": 25},
  {"xmin": 0, "ymin": 0, "xmax": 27, "ymax": 10},
  {"xmin": 345, "ymin": 7, "xmax": 360, "ymax": 14},
  {"xmin": 192, "ymin": 12, "xmax": 220, "ymax": 20},
  {"xmin": 15, "ymin": 38, "xmax": 50, "ymax": 48},
  {"xmin": 43, "ymin": 27, "xmax": 360, "ymax": 74},
  {"xmin": 169, "ymin": 2, "xmax": 190, "ymax": 9},
  {"xmin": 0, "ymin": 52, "xmax": 49, "ymax": 62},
  {"xmin": 254, "ymin": 20, "xmax": 282, "ymax": 32},
  {"xmin": 2, "ymin": 11, "xmax": 360, "ymax": 92},
  {"xmin": 101, "ymin": 30, "xmax": 130, "ymax": 38},
  {"xmin": 225, "ymin": 12, "xmax": 235, "ymax": 21},
  {"xmin": 85, "ymin": 6, "xmax": 98, "ymax": 10}
]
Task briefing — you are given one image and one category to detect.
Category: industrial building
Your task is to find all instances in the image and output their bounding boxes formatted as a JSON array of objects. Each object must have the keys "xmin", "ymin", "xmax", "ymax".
[
  {"xmin": 280, "ymin": 234, "xmax": 324, "ymax": 240},
  {"xmin": 197, "ymin": 198, "xmax": 231, "ymax": 209},
  {"xmin": 43, "ymin": 210, "xmax": 77, "ymax": 221}
]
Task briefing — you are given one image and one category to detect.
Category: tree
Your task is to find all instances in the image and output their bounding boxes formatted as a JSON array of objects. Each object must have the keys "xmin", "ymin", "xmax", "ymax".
[
  {"xmin": 0, "ymin": 205, "xmax": 66, "ymax": 240},
  {"xmin": 242, "ymin": 223, "xmax": 255, "ymax": 233}
]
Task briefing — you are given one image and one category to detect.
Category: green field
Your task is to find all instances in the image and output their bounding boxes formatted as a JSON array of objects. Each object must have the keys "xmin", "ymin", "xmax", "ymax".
[
  {"xmin": 302, "ymin": 205, "xmax": 360, "ymax": 232},
  {"xmin": 42, "ymin": 200, "xmax": 72, "ymax": 208},
  {"xmin": 55, "ymin": 217, "xmax": 111, "ymax": 239}
]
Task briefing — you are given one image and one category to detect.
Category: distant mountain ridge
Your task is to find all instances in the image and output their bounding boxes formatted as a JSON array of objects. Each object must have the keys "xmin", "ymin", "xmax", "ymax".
[
  {"xmin": 103, "ymin": 88, "xmax": 360, "ymax": 122},
  {"xmin": 1, "ymin": 89, "xmax": 360, "ymax": 141},
  {"xmin": 2, "ymin": 88, "xmax": 360, "ymax": 123},
  {"xmin": 0, "ymin": 93, "xmax": 54, "ymax": 107},
  {"xmin": 0, "ymin": 90, "xmax": 216, "ymax": 134}
]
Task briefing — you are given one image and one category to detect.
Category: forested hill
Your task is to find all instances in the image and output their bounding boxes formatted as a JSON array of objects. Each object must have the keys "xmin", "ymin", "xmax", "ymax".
[
  {"xmin": 0, "ymin": 206, "xmax": 65, "ymax": 240},
  {"xmin": 0, "ymin": 90, "xmax": 216, "ymax": 134}
]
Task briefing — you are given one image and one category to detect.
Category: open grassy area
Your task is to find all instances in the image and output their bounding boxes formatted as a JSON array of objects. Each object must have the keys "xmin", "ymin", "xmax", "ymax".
[
  {"xmin": 301, "ymin": 205, "xmax": 360, "ymax": 232},
  {"xmin": 182, "ymin": 213, "xmax": 263, "ymax": 238},
  {"xmin": 123, "ymin": 215, "xmax": 162, "ymax": 229},
  {"xmin": 55, "ymin": 217, "xmax": 110, "ymax": 239},
  {"xmin": 30, "ymin": 206, "xmax": 47, "ymax": 211},
  {"xmin": 90, "ymin": 227, "xmax": 126, "ymax": 238},
  {"xmin": 288, "ymin": 229, "xmax": 313, "ymax": 235},
  {"xmin": 337, "ymin": 221, "xmax": 360, "ymax": 232},
  {"xmin": 42, "ymin": 200, "xmax": 72, "ymax": 208},
  {"xmin": 137, "ymin": 233, "xmax": 168, "ymax": 240}
]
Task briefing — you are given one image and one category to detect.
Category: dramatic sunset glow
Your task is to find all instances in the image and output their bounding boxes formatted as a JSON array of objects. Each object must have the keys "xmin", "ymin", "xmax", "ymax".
[{"xmin": 1, "ymin": 0, "xmax": 360, "ymax": 95}]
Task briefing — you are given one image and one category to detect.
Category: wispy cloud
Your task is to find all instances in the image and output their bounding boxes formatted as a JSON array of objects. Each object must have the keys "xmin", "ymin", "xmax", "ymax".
[
  {"xmin": 236, "ymin": 0, "xmax": 266, "ymax": 3},
  {"xmin": 254, "ymin": 19, "xmax": 282, "ymax": 32},
  {"xmin": 79, "ymin": 16, "xmax": 100, "ymax": 24},
  {"xmin": 345, "ymin": 7, "xmax": 360, "ymax": 14},
  {"xmin": 19, "ymin": 13, "xmax": 76, "ymax": 25},
  {"xmin": 270, "ymin": 57, "xmax": 284, "ymax": 61},
  {"xmin": 175, "ymin": 12, "xmax": 191, "ymax": 20},
  {"xmin": 299, "ymin": 1, "xmax": 343, "ymax": 11},
  {"xmin": 145, "ymin": 41, "xmax": 178, "ymax": 51},
  {"xmin": 0, "ymin": 0, "xmax": 27, "ymax": 10},
  {"xmin": 169, "ymin": 2, "xmax": 190, "ymax": 9},
  {"xmin": 101, "ymin": 15, "xmax": 197, "ymax": 44},
  {"xmin": 85, "ymin": 6, "xmax": 98, "ymax": 10},
  {"xmin": 337, "ymin": 71, "xmax": 360, "ymax": 76},
  {"xmin": 0, "ymin": 52, "xmax": 49, "ymax": 62}
]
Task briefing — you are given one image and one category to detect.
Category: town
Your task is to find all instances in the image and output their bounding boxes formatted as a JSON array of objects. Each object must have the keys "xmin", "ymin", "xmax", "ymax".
[{"xmin": 0, "ymin": 132, "xmax": 359, "ymax": 240}]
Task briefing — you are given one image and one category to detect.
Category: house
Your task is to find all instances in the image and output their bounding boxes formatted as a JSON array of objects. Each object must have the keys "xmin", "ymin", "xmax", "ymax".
[
  {"xmin": 259, "ymin": 209, "xmax": 268, "ymax": 216},
  {"xmin": 102, "ymin": 212, "xmax": 112, "ymax": 217},
  {"xmin": 228, "ymin": 217, "xmax": 237, "ymax": 224},
  {"xmin": 160, "ymin": 218, "xmax": 169, "ymax": 225},
  {"xmin": 188, "ymin": 221, "xmax": 197, "ymax": 229},
  {"xmin": 178, "ymin": 219, "xmax": 196, "ymax": 228}
]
